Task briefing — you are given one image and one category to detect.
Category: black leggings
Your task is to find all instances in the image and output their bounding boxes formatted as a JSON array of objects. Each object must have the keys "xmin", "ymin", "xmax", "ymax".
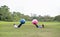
[
  {"xmin": 18, "ymin": 24, "xmax": 39, "ymax": 28},
  {"xmin": 35, "ymin": 25, "xmax": 39, "ymax": 28},
  {"xmin": 18, "ymin": 24, "xmax": 22, "ymax": 28}
]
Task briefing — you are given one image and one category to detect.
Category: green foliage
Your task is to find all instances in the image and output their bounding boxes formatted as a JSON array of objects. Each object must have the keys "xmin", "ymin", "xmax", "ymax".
[
  {"xmin": 0, "ymin": 5, "xmax": 60, "ymax": 22},
  {"xmin": 0, "ymin": 5, "xmax": 30, "ymax": 21},
  {"xmin": 0, "ymin": 5, "xmax": 13, "ymax": 21},
  {"xmin": 31, "ymin": 15, "xmax": 54, "ymax": 22},
  {"xmin": 54, "ymin": 15, "xmax": 60, "ymax": 22}
]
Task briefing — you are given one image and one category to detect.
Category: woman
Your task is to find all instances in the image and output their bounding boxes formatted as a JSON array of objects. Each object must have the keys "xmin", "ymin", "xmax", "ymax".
[
  {"xmin": 32, "ymin": 19, "xmax": 39, "ymax": 28},
  {"xmin": 32, "ymin": 19, "xmax": 44, "ymax": 28}
]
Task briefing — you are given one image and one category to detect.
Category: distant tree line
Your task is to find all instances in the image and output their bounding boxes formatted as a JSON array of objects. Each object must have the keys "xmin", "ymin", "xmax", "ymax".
[{"xmin": 0, "ymin": 5, "xmax": 60, "ymax": 22}]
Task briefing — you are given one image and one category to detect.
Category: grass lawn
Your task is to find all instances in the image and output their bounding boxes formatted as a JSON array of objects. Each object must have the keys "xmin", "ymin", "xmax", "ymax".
[{"xmin": 0, "ymin": 21, "xmax": 60, "ymax": 37}]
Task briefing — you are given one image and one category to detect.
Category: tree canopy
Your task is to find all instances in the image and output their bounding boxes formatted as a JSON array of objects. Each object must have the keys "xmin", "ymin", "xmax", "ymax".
[{"xmin": 0, "ymin": 5, "xmax": 60, "ymax": 22}]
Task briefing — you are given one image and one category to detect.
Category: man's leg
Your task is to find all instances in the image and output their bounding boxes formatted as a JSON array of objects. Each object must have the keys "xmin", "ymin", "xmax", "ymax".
[{"xmin": 18, "ymin": 24, "xmax": 22, "ymax": 28}]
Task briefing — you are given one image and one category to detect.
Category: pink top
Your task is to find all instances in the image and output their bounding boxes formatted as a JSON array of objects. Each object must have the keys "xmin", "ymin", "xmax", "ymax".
[{"xmin": 32, "ymin": 19, "xmax": 38, "ymax": 25}]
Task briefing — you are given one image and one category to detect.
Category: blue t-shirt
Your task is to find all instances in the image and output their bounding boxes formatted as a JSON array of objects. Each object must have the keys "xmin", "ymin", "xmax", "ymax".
[{"xmin": 20, "ymin": 19, "xmax": 25, "ymax": 24}]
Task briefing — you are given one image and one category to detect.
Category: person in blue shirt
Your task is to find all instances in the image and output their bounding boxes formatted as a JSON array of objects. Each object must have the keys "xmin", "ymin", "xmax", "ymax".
[{"xmin": 14, "ymin": 19, "xmax": 25, "ymax": 28}]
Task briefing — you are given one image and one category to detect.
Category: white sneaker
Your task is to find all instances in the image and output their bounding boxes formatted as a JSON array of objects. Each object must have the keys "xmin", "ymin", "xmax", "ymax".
[{"xmin": 14, "ymin": 24, "xmax": 18, "ymax": 28}]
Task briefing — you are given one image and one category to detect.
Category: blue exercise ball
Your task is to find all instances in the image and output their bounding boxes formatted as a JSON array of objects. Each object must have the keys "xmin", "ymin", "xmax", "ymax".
[{"xmin": 20, "ymin": 19, "xmax": 25, "ymax": 24}]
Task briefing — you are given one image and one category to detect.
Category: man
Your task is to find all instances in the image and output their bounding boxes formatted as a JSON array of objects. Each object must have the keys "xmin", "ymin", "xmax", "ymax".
[{"xmin": 14, "ymin": 19, "xmax": 25, "ymax": 28}]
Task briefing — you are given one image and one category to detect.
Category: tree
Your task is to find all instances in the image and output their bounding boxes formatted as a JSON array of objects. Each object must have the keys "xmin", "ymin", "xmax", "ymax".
[
  {"xmin": 31, "ymin": 13, "xmax": 37, "ymax": 20},
  {"xmin": 54, "ymin": 15, "xmax": 60, "ymax": 22},
  {"xmin": 0, "ymin": 5, "xmax": 13, "ymax": 21},
  {"xmin": 0, "ymin": 14, "xmax": 2, "ymax": 20}
]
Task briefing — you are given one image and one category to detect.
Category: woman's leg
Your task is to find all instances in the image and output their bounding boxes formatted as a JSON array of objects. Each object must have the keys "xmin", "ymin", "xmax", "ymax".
[{"xmin": 35, "ymin": 25, "xmax": 39, "ymax": 28}]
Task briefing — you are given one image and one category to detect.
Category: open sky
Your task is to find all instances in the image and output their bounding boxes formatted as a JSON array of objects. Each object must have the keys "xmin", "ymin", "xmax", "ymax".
[{"xmin": 0, "ymin": 0, "xmax": 60, "ymax": 17}]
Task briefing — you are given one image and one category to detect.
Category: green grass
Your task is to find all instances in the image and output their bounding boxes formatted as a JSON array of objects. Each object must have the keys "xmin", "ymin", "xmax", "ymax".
[{"xmin": 0, "ymin": 21, "xmax": 60, "ymax": 37}]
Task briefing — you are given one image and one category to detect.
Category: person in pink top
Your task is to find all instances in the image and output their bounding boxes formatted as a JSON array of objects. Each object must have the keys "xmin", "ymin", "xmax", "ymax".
[
  {"xmin": 32, "ymin": 19, "xmax": 39, "ymax": 28},
  {"xmin": 32, "ymin": 19, "xmax": 44, "ymax": 28}
]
